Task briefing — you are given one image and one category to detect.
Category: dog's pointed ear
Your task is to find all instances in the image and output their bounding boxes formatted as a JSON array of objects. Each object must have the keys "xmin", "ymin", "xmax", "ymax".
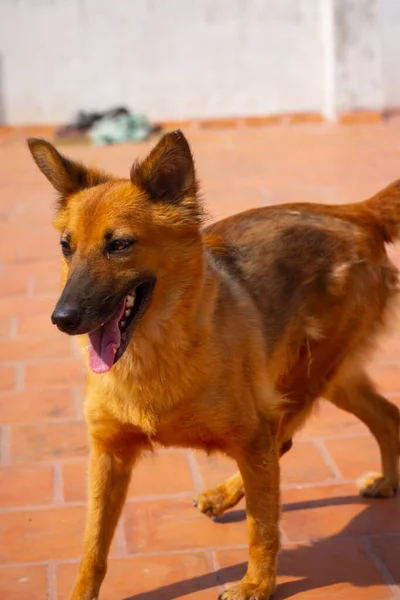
[
  {"xmin": 27, "ymin": 138, "xmax": 110, "ymax": 200},
  {"xmin": 130, "ymin": 131, "xmax": 198, "ymax": 206}
]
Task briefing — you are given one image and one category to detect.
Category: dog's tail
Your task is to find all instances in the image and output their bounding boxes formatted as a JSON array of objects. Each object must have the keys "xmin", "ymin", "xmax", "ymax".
[
  {"xmin": 286, "ymin": 180, "xmax": 400, "ymax": 245},
  {"xmin": 361, "ymin": 180, "xmax": 400, "ymax": 243}
]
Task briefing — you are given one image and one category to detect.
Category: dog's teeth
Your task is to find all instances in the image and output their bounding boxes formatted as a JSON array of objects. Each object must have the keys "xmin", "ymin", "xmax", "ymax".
[
  {"xmin": 125, "ymin": 308, "xmax": 131, "ymax": 317},
  {"xmin": 126, "ymin": 295, "xmax": 134, "ymax": 308},
  {"xmin": 120, "ymin": 320, "xmax": 126, "ymax": 328}
]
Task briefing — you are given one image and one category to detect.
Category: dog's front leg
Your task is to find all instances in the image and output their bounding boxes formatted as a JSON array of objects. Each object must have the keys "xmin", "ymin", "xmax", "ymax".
[
  {"xmin": 68, "ymin": 436, "xmax": 136, "ymax": 600},
  {"xmin": 220, "ymin": 430, "xmax": 280, "ymax": 600}
]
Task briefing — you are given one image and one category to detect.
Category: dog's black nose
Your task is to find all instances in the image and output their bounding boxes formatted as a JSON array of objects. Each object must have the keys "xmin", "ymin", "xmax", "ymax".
[{"xmin": 51, "ymin": 306, "xmax": 81, "ymax": 334}]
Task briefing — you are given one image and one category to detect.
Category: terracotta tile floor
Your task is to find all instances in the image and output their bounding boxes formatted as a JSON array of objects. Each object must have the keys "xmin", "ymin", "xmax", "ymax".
[{"xmin": 1, "ymin": 123, "xmax": 400, "ymax": 599}]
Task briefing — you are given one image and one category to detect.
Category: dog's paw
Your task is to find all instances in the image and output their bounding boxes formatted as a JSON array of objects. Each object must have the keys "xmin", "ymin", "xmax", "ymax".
[
  {"xmin": 357, "ymin": 472, "xmax": 398, "ymax": 498},
  {"xmin": 193, "ymin": 488, "xmax": 232, "ymax": 519},
  {"xmin": 218, "ymin": 581, "xmax": 273, "ymax": 600}
]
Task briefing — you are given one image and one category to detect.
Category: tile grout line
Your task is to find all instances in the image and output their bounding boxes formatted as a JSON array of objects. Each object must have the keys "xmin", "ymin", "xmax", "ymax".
[
  {"xmin": 1, "ymin": 334, "xmax": 63, "ymax": 343},
  {"xmin": 0, "ymin": 492, "xmax": 194, "ymax": 513},
  {"xmin": 0, "ymin": 447, "xmax": 201, "ymax": 464},
  {"xmin": 72, "ymin": 387, "xmax": 84, "ymax": 420},
  {"xmin": 298, "ymin": 432, "xmax": 372, "ymax": 441},
  {"xmin": 0, "ymin": 477, "xmax": 365, "ymax": 513},
  {"xmin": 2, "ymin": 534, "xmax": 400, "ymax": 569},
  {"xmin": 184, "ymin": 449, "xmax": 204, "ymax": 493},
  {"xmin": 9, "ymin": 316, "xmax": 18, "ymax": 339},
  {"xmin": 207, "ymin": 549, "xmax": 226, "ymax": 595},
  {"xmin": 281, "ymin": 477, "xmax": 355, "ymax": 490},
  {"xmin": 26, "ymin": 275, "xmax": 35, "ymax": 297},
  {"xmin": 47, "ymin": 561, "xmax": 57, "ymax": 600},
  {"xmin": 0, "ymin": 545, "xmax": 251, "ymax": 568},
  {"xmin": 362, "ymin": 536, "xmax": 400, "ymax": 599},
  {"xmin": 279, "ymin": 522, "xmax": 289, "ymax": 546},
  {"xmin": 0, "ymin": 357, "xmax": 86, "ymax": 368},
  {"xmin": 14, "ymin": 362, "xmax": 25, "ymax": 392},
  {"xmin": 22, "ymin": 446, "xmax": 195, "ymax": 461},
  {"xmin": 52, "ymin": 463, "xmax": 64, "ymax": 505},
  {"xmin": 0, "ymin": 417, "xmax": 87, "ymax": 427},
  {"xmin": 312, "ymin": 437, "xmax": 343, "ymax": 480},
  {"xmin": 372, "ymin": 359, "xmax": 400, "ymax": 366},
  {"xmin": 0, "ymin": 424, "xmax": 10, "ymax": 465}
]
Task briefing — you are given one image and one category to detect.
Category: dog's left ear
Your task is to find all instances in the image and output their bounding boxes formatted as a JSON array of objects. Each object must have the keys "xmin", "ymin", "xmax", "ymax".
[
  {"xmin": 27, "ymin": 138, "xmax": 110, "ymax": 204},
  {"xmin": 131, "ymin": 130, "xmax": 198, "ymax": 207}
]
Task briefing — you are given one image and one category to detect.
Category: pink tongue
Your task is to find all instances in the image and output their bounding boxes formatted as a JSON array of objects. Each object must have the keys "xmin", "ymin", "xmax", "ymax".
[{"xmin": 88, "ymin": 301, "xmax": 126, "ymax": 374}]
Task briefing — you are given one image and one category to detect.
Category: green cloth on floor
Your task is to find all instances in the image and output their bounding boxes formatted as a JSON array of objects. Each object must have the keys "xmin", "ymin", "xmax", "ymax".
[{"xmin": 90, "ymin": 113, "xmax": 154, "ymax": 145}]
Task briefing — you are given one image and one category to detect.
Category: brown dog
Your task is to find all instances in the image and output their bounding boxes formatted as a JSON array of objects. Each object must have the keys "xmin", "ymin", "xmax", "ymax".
[{"xmin": 28, "ymin": 131, "xmax": 400, "ymax": 600}]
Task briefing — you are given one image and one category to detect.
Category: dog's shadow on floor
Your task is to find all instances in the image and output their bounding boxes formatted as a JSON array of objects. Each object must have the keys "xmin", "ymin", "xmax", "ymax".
[{"xmin": 123, "ymin": 494, "xmax": 399, "ymax": 600}]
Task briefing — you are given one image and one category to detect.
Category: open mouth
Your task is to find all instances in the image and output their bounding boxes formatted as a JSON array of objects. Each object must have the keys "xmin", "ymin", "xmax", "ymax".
[{"xmin": 87, "ymin": 279, "xmax": 155, "ymax": 374}]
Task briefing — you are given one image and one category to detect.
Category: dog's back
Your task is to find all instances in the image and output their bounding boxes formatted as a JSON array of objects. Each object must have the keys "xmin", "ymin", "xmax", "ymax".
[{"xmin": 206, "ymin": 195, "xmax": 399, "ymax": 413}]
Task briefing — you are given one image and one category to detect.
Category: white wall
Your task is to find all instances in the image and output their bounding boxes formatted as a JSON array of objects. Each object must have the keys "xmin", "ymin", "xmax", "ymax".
[
  {"xmin": 0, "ymin": 0, "xmax": 325, "ymax": 124},
  {"xmin": 0, "ymin": 0, "xmax": 399, "ymax": 125},
  {"xmin": 332, "ymin": 0, "xmax": 383, "ymax": 113},
  {"xmin": 378, "ymin": 0, "xmax": 400, "ymax": 109}
]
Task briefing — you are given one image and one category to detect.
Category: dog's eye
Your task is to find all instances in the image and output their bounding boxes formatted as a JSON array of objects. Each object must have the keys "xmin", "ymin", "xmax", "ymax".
[
  {"xmin": 108, "ymin": 239, "xmax": 135, "ymax": 254},
  {"xmin": 60, "ymin": 240, "xmax": 72, "ymax": 257}
]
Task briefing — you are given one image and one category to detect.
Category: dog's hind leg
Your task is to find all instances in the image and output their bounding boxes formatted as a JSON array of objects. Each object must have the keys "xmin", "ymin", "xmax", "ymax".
[
  {"xmin": 194, "ymin": 440, "xmax": 293, "ymax": 518},
  {"xmin": 327, "ymin": 369, "xmax": 400, "ymax": 497}
]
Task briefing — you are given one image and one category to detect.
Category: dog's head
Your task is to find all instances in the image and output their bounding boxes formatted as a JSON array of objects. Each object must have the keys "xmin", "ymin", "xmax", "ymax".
[{"xmin": 27, "ymin": 131, "xmax": 202, "ymax": 374}]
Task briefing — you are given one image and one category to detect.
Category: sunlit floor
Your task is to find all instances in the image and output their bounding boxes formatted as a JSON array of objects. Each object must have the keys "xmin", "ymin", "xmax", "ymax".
[{"xmin": 1, "ymin": 122, "xmax": 400, "ymax": 599}]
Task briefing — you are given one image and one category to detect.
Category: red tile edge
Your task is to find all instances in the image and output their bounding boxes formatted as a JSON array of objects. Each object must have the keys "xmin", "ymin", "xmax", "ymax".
[
  {"xmin": 0, "ymin": 110, "xmax": 393, "ymax": 143},
  {"xmin": 338, "ymin": 111, "xmax": 383, "ymax": 125}
]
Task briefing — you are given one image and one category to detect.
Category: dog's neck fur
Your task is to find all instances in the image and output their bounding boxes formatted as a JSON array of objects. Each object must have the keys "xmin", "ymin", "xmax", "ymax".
[{"xmin": 84, "ymin": 238, "xmax": 225, "ymax": 434}]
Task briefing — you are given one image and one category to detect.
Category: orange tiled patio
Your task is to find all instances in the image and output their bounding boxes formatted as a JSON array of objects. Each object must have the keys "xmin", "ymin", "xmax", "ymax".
[{"xmin": 1, "ymin": 122, "xmax": 400, "ymax": 599}]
